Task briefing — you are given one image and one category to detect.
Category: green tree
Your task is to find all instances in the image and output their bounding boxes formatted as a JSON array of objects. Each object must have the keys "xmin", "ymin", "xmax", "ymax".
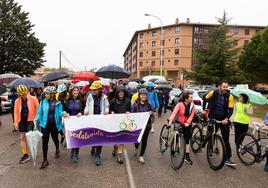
[
  {"xmin": 0, "ymin": 0, "xmax": 46, "ymax": 76},
  {"xmin": 239, "ymin": 27, "xmax": 268, "ymax": 86},
  {"xmin": 185, "ymin": 11, "xmax": 243, "ymax": 85}
]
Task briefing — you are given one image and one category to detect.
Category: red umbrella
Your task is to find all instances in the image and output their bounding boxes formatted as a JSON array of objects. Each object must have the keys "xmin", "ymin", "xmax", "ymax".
[
  {"xmin": 72, "ymin": 71, "xmax": 100, "ymax": 81},
  {"xmin": 71, "ymin": 79, "xmax": 80, "ymax": 84}
]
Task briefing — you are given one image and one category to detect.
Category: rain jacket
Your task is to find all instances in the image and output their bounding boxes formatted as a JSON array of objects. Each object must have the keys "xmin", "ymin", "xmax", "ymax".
[
  {"xmin": 169, "ymin": 102, "xmax": 195, "ymax": 126},
  {"xmin": 147, "ymin": 90, "xmax": 159, "ymax": 110},
  {"xmin": 35, "ymin": 99, "xmax": 64, "ymax": 131},
  {"xmin": 84, "ymin": 93, "xmax": 109, "ymax": 115}
]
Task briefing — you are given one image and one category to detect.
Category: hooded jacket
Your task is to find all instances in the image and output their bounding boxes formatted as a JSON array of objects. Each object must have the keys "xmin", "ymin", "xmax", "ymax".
[{"xmin": 109, "ymin": 88, "xmax": 131, "ymax": 114}]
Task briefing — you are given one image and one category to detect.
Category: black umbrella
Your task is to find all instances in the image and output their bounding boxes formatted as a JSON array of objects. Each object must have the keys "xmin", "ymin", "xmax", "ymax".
[
  {"xmin": 9, "ymin": 78, "xmax": 42, "ymax": 88},
  {"xmin": 155, "ymin": 84, "xmax": 172, "ymax": 91},
  {"xmin": 154, "ymin": 79, "xmax": 168, "ymax": 85},
  {"xmin": 41, "ymin": 71, "xmax": 70, "ymax": 83},
  {"xmin": 95, "ymin": 64, "xmax": 130, "ymax": 79},
  {"xmin": 129, "ymin": 78, "xmax": 145, "ymax": 84}
]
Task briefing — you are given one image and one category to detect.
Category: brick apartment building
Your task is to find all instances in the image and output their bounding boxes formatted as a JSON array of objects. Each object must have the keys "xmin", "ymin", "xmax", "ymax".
[{"xmin": 123, "ymin": 18, "xmax": 264, "ymax": 87}]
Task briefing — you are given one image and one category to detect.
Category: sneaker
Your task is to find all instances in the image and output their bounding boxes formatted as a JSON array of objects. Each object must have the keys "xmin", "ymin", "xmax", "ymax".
[
  {"xmin": 72, "ymin": 154, "xmax": 79, "ymax": 163},
  {"xmin": 264, "ymin": 164, "xmax": 268, "ymax": 172},
  {"xmin": 12, "ymin": 129, "xmax": 18, "ymax": 133},
  {"xmin": 55, "ymin": 149, "xmax": 60, "ymax": 159},
  {"xmin": 184, "ymin": 156, "xmax": 193, "ymax": 165},
  {"xmin": 40, "ymin": 160, "xmax": 49, "ymax": 169},
  {"xmin": 117, "ymin": 155, "xmax": 124, "ymax": 164},
  {"xmin": 150, "ymin": 127, "xmax": 155, "ymax": 133},
  {"xmin": 112, "ymin": 147, "xmax": 118, "ymax": 157},
  {"xmin": 60, "ymin": 135, "xmax": 65, "ymax": 144},
  {"xmin": 134, "ymin": 148, "xmax": 138, "ymax": 157},
  {"xmin": 19, "ymin": 154, "xmax": 30, "ymax": 164},
  {"xmin": 95, "ymin": 157, "xmax": 101, "ymax": 166},
  {"xmin": 139, "ymin": 156, "xmax": 145, "ymax": 164},
  {"xmin": 69, "ymin": 150, "xmax": 74, "ymax": 159},
  {"xmin": 225, "ymin": 159, "xmax": 237, "ymax": 167}
]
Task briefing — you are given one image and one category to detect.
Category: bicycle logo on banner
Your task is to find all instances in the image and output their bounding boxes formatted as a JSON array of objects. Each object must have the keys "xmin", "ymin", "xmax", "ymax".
[{"xmin": 119, "ymin": 116, "xmax": 137, "ymax": 131}]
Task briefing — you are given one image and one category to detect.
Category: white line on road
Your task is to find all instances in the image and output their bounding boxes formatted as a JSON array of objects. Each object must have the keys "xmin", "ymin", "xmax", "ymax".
[{"xmin": 124, "ymin": 149, "xmax": 136, "ymax": 188}]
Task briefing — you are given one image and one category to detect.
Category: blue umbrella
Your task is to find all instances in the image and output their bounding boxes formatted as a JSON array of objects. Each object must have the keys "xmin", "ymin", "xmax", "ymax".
[{"xmin": 9, "ymin": 78, "xmax": 42, "ymax": 88}]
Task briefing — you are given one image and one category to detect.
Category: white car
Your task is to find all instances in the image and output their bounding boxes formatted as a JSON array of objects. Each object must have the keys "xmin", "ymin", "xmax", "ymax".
[
  {"xmin": 172, "ymin": 89, "xmax": 208, "ymax": 112},
  {"xmin": 0, "ymin": 92, "xmax": 11, "ymax": 113},
  {"xmin": 168, "ymin": 88, "xmax": 182, "ymax": 108}
]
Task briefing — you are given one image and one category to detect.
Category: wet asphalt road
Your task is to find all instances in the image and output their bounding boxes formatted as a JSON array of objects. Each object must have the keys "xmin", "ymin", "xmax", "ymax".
[{"xmin": 0, "ymin": 112, "xmax": 267, "ymax": 188}]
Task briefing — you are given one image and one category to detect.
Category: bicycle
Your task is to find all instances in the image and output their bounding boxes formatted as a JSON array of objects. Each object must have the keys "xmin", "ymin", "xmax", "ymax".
[
  {"xmin": 159, "ymin": 120, "xmax": 186, "ymax": 170},
  {"xmin": 237, "ymin": 122, "xmax": 268, "ymax": 166},
  {"xmin": 190, "ymin": 112, "xmax": 226, "ymax": 171}
]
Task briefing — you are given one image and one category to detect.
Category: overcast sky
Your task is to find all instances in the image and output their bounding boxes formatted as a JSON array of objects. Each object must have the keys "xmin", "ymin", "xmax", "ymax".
[{"xmin": 17, "ymin": 0, "xmax": 267, "ymax": 71}]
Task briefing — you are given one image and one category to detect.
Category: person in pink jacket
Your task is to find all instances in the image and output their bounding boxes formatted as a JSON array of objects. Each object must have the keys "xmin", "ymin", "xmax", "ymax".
[{"xmin": 168, "ymin": 91, "xmax": 195, "ymax": 165}]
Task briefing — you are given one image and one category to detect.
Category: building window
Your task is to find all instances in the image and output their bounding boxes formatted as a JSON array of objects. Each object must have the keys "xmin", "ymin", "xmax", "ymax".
[
  {"xmin": 139, "ymin": 52, "xmax": 143, "ymax": 57},
  {"xmin": 199, "ymin": 38, "xmax": 204, "ymax": 44},
  {"xmin": 139, "ymin": 42, "xmax": 144, "ymax": 48},
  {"xmin": 140, "ymin": 33, "xmax": 144, "ymax": 39},
  {"xmin": 194, "ymin": 27, "xmax": 199, "ymax": 33},
  {"xmin": 152, "ymin": 30, "xmax": 157, "ymax": 36},
  {"xmin": 175, "ymin": 27, "xmax": 180, "ymax": 33},
  {"xmin": 139, "ymin": 61, "xmax": 143, "ymax": 67},
  {"xmin": 160, "ymin": 50, "xmax": 164, "ymax": 56},
  {"xmin": 233, "ymin": 28, "xmax": 239, "ymax": 35},
  {"xmin": 175, "ymin": 38, "xmax": 180, "ymax": 44},
  {"xmin": 244, "ymin": 40, "xmax": 249, "ymax": 45},
  {"xmin": 161, "ymin": 40, "xmax": 165, "ymax": 46},
  {"xmin": 152, "ymin": 51, "xmax": 156, "ymax": 56},
  {"xmin": 245, "ymin": 29, "xmax": 250, "ymax": 35},
  {"xmin": 152, "ymin": 61, "xmax": 155, "ymax": 66},
  {"xmin": 174, "ymin": 59, "xmax": 179, "ymax": 66},
  {"xmin": 256, "ymin": 29, "xmax": 260, "ymax": 33},
  {"xmin": 199, "ymin": 27, "xmax": 204, "ymax": 33},
  {"xmin": 161, "ymin": 60, "xmax": 164, "ymax": 66},
  {"xmin": 175, "ymin": 49, "xmax": 179, "ymax": 55},
  {"xmin": 233, "ymin": 40, "xmax": 238, "ymax": 46},
  {"xmin": 152, "ymin": 41, "xmax": 156, "ymax": 47},
  {"xmin": 204, "ymin": 28, "xmax": 209, "ymax": 33},
  {"xmin": 194, "ymin": 38, "xmax": 198, "ymax": 44}
]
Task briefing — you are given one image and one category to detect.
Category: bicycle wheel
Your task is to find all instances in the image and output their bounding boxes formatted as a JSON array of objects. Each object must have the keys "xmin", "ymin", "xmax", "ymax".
[
  {"xmin": 237, "ymin": 133, "xmax": 259, "ymax": 166},
  {"xmin": 190, "ymin": 124, "xmax": 202, "ymax": 153},
  {"xmin": 159, "ymin": 124, "xmax": 169, "ymax": 153},
  {"xmin": 206, "ymin": 134, "xmax": 226, "ymax": 171},
  {"xmin": 170, "ymin": 132, "xmax": 186, "ymax": 170}
]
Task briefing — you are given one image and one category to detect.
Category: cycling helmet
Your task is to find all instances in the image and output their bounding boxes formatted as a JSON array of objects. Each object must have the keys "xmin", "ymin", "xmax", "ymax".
[
  {"xmin": 69, "ymin": 84, "xmax": 80, "ymax": 91},
  {"xmin": 137, "ymin": 84, "xmax": 146, "ymax": 90},
  {"xmin": 90, "ymin": 81, "xmax": 102, "ymax": 90},
  {"xmin": 57, "ymin": 84, "xmax": 67, "ymax": 93},
  {"xmin": 138, "ymin": 88, "xmax": 148, "ymax": 94},
  {"xmin": 146, "ymin": 82, "xmax": 154, "ymax": 88},
  {"xmin": 44, "ymin": 86, "xmax": 56, "ymax": 94},
  {"xmin": 17, "ymin": 85, "xmax": 28, "ymax": 96}
]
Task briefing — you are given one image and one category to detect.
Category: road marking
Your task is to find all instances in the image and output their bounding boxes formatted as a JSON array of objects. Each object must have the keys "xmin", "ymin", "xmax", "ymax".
[{"xmin": 124, "ymin": 149, "xmax": 136, "ymax": 188}]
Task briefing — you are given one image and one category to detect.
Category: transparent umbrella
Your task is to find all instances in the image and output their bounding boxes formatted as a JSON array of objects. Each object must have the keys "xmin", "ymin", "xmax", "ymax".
[{"xmin": 26, "ymin": 124, "xmax": 43, "ymax": 166}]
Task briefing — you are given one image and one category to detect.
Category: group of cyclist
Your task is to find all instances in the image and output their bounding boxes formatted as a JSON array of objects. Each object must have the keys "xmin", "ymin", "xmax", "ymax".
[{"xmin": 4, "ymin": 78, "xmax": 268, "ymax": 172}]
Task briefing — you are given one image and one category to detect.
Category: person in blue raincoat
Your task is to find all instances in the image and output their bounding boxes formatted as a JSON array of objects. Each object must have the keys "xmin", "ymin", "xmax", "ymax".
[
  {"xmin": 146, "ymin": 82, "xmax": 159, "ymax": 133},
  {"xmin": 35, "ymin": 86, "xmax": 64, "ymax": 169}
]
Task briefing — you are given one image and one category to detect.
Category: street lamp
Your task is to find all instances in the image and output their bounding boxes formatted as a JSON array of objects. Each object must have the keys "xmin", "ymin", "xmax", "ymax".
[{"xmin": 144, "ymin": 13, "xmax": 163, "ymax": 77}]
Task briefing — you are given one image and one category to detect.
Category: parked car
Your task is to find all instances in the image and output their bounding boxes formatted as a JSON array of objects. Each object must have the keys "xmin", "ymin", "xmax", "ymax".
[
  {"xmin": 0, "ymin": 92, "xmax": 11, "ymax": 113},
  {"xmin": 168, "ymin": 88, "xmax": 182, "ymax": 109},
  {"xmin": 171, "ymin": 89, "xmax": 209, "ymax": 112}
]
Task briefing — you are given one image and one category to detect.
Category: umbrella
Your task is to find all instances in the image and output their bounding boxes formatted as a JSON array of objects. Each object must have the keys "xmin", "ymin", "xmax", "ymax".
[
  {"xmin": 154, "ymin": 79, "xmax": 168, "ymax": 85},
  {"xmin": 129, "ymin": 78, "xmax": 145, "ymax": 84},
  {"xmin": 71, "ymin": 79, "xmax": 81, "ymax": 84},
  {"xmin": 71, "ymin": 71, "xmax": 100, "ymax": 81},
  {"xmin": 155, "ymin": 84, "xmax": 173, "ymax": 91},
  {"xmin": 230, "ymin": 88, "xmax": 268, "ymax": 105},
  {"xmin": 41, "ymin": 71, "xmax": 70, "ymax": 83},
  {"xmin": 76, "ymin": 81, "xmax": 90, "ymax": 87},
  {"xmin": 95, "ymin": 64, "xmax": 130, "ymax": 79},
  {"xmin": 0, "ymin": 73, "xmax": 21, "ymax": 79},
  {"xmin": 127, "ymin": 81, "xmax": 139, "ymax": 89},
  {"xmin": 26, "ymin": 128, "xmax": 43, "ymax": 166},
  {"xmin": 9, "ymin": 78, "xmax": 42, "ymax": 88}
]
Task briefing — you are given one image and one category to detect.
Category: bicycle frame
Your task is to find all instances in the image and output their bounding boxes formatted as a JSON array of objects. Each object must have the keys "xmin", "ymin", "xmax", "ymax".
[{"xmin": 254, "ymin": 129, "xmax": 268, "ymax": 163}]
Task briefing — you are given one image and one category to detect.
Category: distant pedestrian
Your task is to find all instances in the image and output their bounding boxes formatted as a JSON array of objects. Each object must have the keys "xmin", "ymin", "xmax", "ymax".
[
  {"xmin": 8, "ymin": 87, "xmax": 19, "ymax": 132},
  {"xmin": 157, "ymin": 89, "xmax": 165, "ymax": 117}
]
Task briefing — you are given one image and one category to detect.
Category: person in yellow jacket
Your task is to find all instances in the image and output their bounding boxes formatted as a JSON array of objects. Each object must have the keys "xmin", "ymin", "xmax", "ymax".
[
  {"xmin": 131, "ymin": 84, "xmax": 146, "ymax": 106},
  {"xmin": 14, "ymin": 85, "xmax": 39, "ymax": 164},
  {"xmin": 233, "ymin": 93, "xmax": 253, "ymax": 150}
]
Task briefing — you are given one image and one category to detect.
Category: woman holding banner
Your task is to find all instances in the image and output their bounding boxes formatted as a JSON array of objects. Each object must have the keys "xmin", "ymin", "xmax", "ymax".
[
  {"xmin": 35, "ymin": 86, "xmax": 64, "ymax": 169},
  {"xmin": 84, "ymin": 81, "xmax": 109, "ymax": 166},
  {"xmin": 63, "ymin": 85, "xmax": 85, "ymax": 162},
  {"xmin": 109, "ymin": 86, "xmax": 131, "ymax": 164},
  {"xmin": 131, "ymin": 88, "xmax": 153, "ymax": 164}
]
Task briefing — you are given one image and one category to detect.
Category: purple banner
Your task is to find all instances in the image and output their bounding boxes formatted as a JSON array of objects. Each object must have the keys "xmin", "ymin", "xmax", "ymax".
[{"xmin": 66, "ymin": 128, "xmax": 142, "ymax": 148}]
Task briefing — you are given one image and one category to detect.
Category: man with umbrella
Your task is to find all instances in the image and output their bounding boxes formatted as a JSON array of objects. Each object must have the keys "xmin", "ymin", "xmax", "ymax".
[{"xmin": 14, "ymin": 85, "xmax": 39, "ymax": 164}]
